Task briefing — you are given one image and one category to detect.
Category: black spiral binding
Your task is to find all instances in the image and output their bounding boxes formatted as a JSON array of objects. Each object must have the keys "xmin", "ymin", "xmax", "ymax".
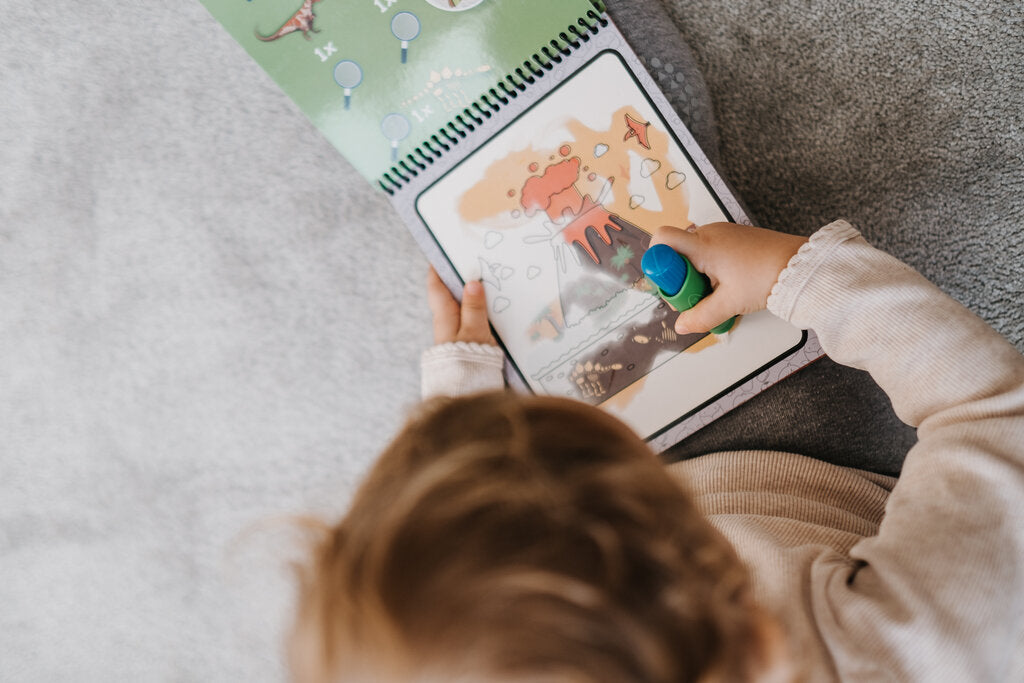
[{"xmin": 378, "ymin": 3, "xmax": 608, "ymax": 194}]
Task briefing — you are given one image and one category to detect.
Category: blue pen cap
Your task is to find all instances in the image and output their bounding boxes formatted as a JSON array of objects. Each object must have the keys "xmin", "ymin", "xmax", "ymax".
[{"xmin": 641, "ymin": 244, "xmax": 688, "ymax": 296}]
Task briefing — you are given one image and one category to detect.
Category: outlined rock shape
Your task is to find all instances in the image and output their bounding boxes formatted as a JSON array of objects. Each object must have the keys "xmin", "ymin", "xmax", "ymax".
[
  {"xmin": 666, "ymin": 171, "xmax": 686, "ymax": 190},
  {"xmin": 640, "ymin": 158, "xmax": 661, "ymax": 178}
]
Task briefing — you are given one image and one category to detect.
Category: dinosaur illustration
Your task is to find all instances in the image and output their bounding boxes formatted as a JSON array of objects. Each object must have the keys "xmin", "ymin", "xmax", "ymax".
[
  {"xmin": 623, "ymin": 113, "xmax": 652, "ymax": 150},
  {"xmin": 255, "ymin": 0, "xmax": 324, "ymax": 42}
]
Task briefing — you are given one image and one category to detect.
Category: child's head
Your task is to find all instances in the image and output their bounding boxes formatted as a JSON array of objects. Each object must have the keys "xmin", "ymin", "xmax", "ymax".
[{"xmin": 291, "ymin": 392, "xmax": 786, "ymax": 682}]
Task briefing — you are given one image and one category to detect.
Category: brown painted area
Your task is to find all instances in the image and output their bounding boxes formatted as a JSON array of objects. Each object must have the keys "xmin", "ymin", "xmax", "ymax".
[
  {"xmin": 683, "ymin": 333, "xmax": 718, "ymax": 354},
  {"xmin": 599, "ymin": 373, "xmax": 648, "ymax": 412}
]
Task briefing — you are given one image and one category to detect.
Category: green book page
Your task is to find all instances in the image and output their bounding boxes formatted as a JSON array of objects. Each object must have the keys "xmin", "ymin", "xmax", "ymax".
[{"xmin": 200, "ymin": 0, "xmax": 602, "ymax": 183}]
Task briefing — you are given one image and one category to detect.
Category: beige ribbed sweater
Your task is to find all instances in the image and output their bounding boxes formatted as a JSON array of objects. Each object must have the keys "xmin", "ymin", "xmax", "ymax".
[{"xmin": 422, "ymin": 221, "xmax": 1024, "ymax": 681}]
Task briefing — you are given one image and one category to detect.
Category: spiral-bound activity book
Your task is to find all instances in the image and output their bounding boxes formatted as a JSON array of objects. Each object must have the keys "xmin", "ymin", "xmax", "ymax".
[{"xmin": 201, "ymin": 0, "xmax": 822, "ymax": 451}]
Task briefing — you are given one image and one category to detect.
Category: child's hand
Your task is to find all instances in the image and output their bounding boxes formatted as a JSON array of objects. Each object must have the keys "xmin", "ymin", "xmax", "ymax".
[
  {"xmin": 426, "ymin": 267, "xmax": 497, "ymax": 345},
  {"xmin": 649, "ymin": 222, "xmax": 808, "ymax": 334}
]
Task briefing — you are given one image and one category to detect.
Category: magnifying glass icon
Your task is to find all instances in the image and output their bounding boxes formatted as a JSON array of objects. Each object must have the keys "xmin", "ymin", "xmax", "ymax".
[
  {"xmin": 390, "ymin": 11, "xmax": 421, "ymax": 64},
  {"xmin": 381, "ymin": 113, "xmax": 411, "ymax": 161},
  {"xmin": 333, "ymin": 60, "xmax": 362, "ymax": 110}
]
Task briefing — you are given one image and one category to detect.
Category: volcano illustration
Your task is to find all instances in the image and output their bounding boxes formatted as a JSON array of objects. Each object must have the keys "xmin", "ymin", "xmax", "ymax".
[{"xmin": 519, "ymin": 155, "xmax": 712, "ymax": 402}]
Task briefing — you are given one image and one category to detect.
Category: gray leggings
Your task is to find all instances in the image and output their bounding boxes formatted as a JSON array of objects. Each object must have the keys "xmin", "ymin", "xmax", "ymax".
[
  {"xmin": 611, "ymin": 0, "xmax": 915, "ymax": 476},
  {"xmin": 663, "ymin": 358, "xmax": 916, "ymax": 476}
]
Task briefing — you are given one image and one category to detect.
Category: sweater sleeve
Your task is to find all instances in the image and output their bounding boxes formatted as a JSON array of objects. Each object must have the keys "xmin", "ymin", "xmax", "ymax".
[
  {"xmin": 767, "ymin": 220, "xmax": 1024, "ymax": 680},
  {"xmin": 420, "ymin": 341, "xmax": 506, "ymax": 399}
]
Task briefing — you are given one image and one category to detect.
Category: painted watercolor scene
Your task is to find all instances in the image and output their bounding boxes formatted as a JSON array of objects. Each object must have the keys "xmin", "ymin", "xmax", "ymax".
[{"xmin": 417, "ymin": 52, "xmax": 802, "ymax": 436}]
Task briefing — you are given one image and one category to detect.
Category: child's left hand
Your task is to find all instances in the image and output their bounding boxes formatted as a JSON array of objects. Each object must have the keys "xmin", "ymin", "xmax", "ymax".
[{"xmin": 426, "ymin": 267, "xmax": 497, "ymax": 346}]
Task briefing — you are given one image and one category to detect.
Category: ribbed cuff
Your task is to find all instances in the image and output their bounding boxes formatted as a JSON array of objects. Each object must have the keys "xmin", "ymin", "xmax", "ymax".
[
  {"xmin": 767, "ymin": 219, "xmax": 861, "ymax": 323},
  {"xmin": 421, "ymin": 342, "xmax": 506, "ymax": 399}
]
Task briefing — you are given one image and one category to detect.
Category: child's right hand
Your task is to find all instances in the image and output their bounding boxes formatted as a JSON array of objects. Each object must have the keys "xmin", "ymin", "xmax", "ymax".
[{"xmin": 649, "ymin": 223, "xmax": 808, "ymax": 334}]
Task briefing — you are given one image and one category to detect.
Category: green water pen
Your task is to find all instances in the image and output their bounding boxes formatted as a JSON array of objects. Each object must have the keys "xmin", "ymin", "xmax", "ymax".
[{"xmin": 640, "ymin": 242, "xmax": 735, "ymax": 334}]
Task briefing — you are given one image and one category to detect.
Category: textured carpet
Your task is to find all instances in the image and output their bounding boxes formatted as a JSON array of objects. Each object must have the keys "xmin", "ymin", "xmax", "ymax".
[
  {"xmin": 1, "ymin": 1, "xmax": 1020, "ymax": 681},
  {"xmin": 662, "ymin": 0, "xmax": 1024, "ymax": 344}
]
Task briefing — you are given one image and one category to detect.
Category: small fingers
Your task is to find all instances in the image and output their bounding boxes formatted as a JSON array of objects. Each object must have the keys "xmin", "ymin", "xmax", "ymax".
[
  {"xmin": 426, "ymin": 267, "xmax": 460, "ymax": 344},
  {"xmin": 458, "ymin": 280, "xmax": 495, "ymax": 344},
  {"xmin": 674, "ymin": 290, "xmax": 736, "ymax": 335},
  {"xmin": 649, "ymin": 224, "xmax": 698, "ymax": 249},
  {"xmin": 654, "ymin": 222, "xmax": 747, "ymax": 274},
  {"xmin": 649, "ymin": 224, "xmax": 708, "ymax": 271}
]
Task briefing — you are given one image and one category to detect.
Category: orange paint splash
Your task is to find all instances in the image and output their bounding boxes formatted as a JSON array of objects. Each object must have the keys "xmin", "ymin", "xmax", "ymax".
[
  {"xmin": 564, "ymin": 107, "xmax": 689, "ymax": 229},
  {"xmin": 521, "ymin": 157, "xmax": 582, "ymax": 221},
  {"xmin": 456, "ymin": 105, "xmax": 692, "ymax": 257}
]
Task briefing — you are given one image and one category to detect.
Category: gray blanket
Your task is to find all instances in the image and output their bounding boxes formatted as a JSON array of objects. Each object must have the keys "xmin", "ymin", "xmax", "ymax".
[{"xmin": 2, "ymin": 1, "xmax": 1020, "ymax": 680}]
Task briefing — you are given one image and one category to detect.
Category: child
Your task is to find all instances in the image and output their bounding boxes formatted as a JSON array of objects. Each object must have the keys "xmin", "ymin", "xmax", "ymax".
[{"xmin": 290, "ymin": 220, "xmax": 1024, "ymax": 682}]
